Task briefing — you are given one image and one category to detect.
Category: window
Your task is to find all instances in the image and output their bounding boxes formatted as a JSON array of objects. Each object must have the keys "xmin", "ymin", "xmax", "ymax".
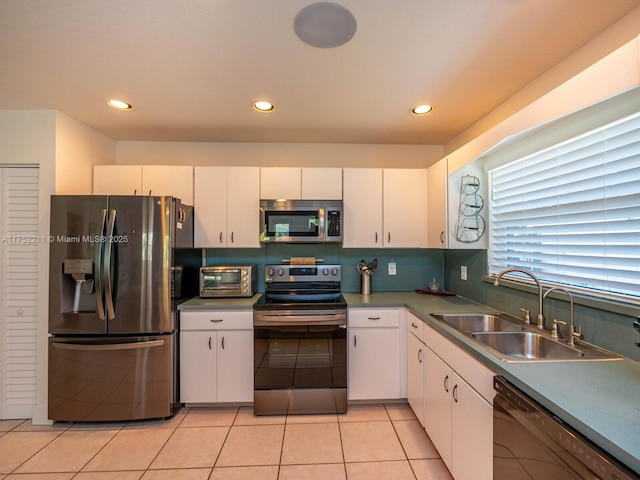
[{"xmin": 487, "ymin": 111, "xmax": 640, "ymax": 304}]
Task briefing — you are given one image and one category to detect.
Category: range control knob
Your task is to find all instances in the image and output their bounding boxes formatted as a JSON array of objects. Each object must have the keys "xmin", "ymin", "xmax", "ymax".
[
  {"xmin": 331, "ymin": 268, "xmax": 339, "ymax": 276},
  {"xmin": 277, "ymin": 268, "xmax": 285, "ymax": 277},
  {"xmin": 267, "ymin": 267, "xmax": 275, "ymax": 277},
  {"xmin": 322, "ymin": 268, "xmax": 329, "ymax": 276}
]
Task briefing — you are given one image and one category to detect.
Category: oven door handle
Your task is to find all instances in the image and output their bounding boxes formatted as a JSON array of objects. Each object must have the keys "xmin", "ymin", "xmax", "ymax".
[{"xmin": 254, "ymin": 312, "xmax": 347, "ymax": 326}]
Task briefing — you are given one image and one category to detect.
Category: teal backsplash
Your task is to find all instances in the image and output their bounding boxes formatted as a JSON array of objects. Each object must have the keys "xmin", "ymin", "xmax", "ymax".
[
  {"xmin": 203, "ymin": 245, "xmax": 443, "ymax": 293},
  {"xmin": 196, "ymin": 245, "xmax": 638, "ymax": 359}
]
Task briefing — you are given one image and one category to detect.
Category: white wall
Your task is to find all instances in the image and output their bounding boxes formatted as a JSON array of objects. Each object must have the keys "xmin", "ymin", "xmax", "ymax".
[
  {"xmin": 115, "ymin": 141, "xmax": 444, "ymax": 169},
  {"xmin": 445, "ymin": 37, "xmax": 640, "ymax": 174},
  {"xmin": 444, "ymin": 4, "xmax": 640, "ymax": 171},
  {"xmin": 55, "ymin": 112, "xmax": 116, "ymax": 194},
  {"xmin": 0, "ymin": 110, "xmax": 57, "ymax": 424}
]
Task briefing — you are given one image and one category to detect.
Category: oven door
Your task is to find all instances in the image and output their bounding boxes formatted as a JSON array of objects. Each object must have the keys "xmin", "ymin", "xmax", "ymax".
[{"xmin": 253, "ymin": 311, "xmax": 347, "ymax": 414}]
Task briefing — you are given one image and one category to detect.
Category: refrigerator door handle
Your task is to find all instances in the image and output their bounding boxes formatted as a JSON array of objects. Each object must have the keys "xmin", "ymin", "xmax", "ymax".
[
  {"xmin": 95, "ymin": 208, "xmax": 108, "ymax": 321},
  {"xmin": 51, "ymin": 339, "xmax": 165, "ymax": 351},
  {"xmin": 104, "ymin": 208, "xmax": 117, "ymax": 320}
]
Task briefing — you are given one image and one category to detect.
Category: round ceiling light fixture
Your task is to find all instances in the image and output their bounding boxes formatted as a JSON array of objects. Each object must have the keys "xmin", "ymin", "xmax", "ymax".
[
  {"xmin": 253, "ymin": 100, "xmax": 275, "ymax": 112},
  {"xmin": 107, "ymin": 98, "xmax": 132, "ymax": 110},
  {"xmin": 294, "ymin": 2, "xmax": 357, "ymax": 48},
  {"xmin": 411, "ymin": 104, "xmax": 433, "ymax": 115}
]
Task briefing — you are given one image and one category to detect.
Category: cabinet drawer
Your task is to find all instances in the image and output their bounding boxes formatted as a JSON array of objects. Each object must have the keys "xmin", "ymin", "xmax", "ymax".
[
  {"xmin": 406, "ymin": 313, "xmax": 425, "ymax": 343},
  {"xmin": 180, "ymin": 310, "xmax": 253, "ymax": 330},
  {"xmin": 349, "ymin": 308, "xmax": 400, "ymax": 328}
]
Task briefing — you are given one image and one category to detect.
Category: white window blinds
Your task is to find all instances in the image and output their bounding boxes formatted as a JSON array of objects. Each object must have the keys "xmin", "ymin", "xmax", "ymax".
[{"xmin": 488, "ymin": 111, "xmax": 640, "ymax": 303}]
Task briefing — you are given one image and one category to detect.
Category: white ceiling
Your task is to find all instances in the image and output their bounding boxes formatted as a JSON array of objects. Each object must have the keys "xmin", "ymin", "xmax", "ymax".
[{"xmin": 1, "ymin": 0, "xmax": 639, "ymax": 145}]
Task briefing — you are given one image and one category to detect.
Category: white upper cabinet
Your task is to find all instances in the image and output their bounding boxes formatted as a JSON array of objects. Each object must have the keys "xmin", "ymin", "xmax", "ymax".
[
  {"xmin": 194, "ymin": 166, "xmax": 260, "ymax": 248},
  {"xmin": 427, "ymin": 158, "xmax": 448, "ymax": 248},
  {"xmin": 260, "ymin": 167, "xmax": 301, "ymax": 199},
  {"xmin": 301, "ymin": 168, "xmax": 342, "ymax": 199},
  {"xmin": 93, "ymin": 165, "xmax": 142, "ymax": 195},
  {"xmin": 383, "ymin": 169, "xmax": 425, "ymax": 247},
  {"xmin": 142, "ymin": 165, "xmax": 193, "ymax": 204},
  {"xmin": 343, "ymin": 168, "xmax": 425, "ymax": 248},
  {"xmin": 260, "ymin": 167, "xmax": 343, "ymax": 200},
  {"xmin": 343, "ymin": 168, "xmax": 383, "ymax": 247},
  {"xmin": 93, "ymin": 165, "xmax": 194, "ymax": 204}
]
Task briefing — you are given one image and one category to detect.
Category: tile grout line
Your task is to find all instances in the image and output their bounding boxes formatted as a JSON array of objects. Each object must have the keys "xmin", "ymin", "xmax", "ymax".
[
  {"xmin": 385, "ymin": 404, "xmax": 419, "ymax": 480},
  {"xmin": 210, "ymin": 406, "xmax": 240, "ymax": 474},
  {"xmin": 6, "ymin": 420, "xmax": 67, "ymax": 476}
]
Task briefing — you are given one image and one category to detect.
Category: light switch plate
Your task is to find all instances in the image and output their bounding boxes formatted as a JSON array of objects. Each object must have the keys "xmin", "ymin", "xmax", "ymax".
[
  {"xmin": 388, "ymin": 262, "xmax": 397, "ymax": 275},
  {"xmin": 461, "ymin": 265, "xmax": 468, "ymax": 280}
]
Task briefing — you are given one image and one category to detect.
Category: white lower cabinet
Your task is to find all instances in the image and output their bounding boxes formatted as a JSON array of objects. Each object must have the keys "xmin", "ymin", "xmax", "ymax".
[
  {"xmin": 424, "ymin": 324, "xmax": 494, "ymax": 480},
  {"xmin": 179, "ymin": 310, "xmax": 253, "ymax": 404},
  {"xmin": 406, "ymin": 313, "xmax": 426, "ymax": 427},
  {"xmin": 348, "ymin": 308, "xmax": 402, "ymax": 401}
]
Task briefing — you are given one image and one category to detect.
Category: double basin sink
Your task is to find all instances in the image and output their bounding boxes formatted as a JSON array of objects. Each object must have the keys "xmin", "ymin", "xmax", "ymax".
[{"xmin": 430, "ymin": 313, "xmax": 622, "ymax": 362}]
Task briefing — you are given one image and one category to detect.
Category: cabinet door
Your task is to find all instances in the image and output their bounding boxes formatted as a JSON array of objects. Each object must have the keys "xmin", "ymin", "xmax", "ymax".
[
  {"xmin": 424, "ymin": 347, "xmax": 453, "ymax": 470},
  {"xmin": 301, "ymin": 168, "xmax": 342, "ymax": 200},
  {"xmin": 260, "ymin": 167, "xmax": 301, "ymax": 199},
  {"xmin": 451, "ymin": 373, "xmax": 493, "ymax": 480},
  {"xmin": 383, "ymin": 169, "xmax": 425, "ymax": 247},
  {"xmin": 227, "ymin": 167, "xmax": 260, "ymax": 248},
  {"xmin": 427, "ymin": 158, "xmax": 448, "ymax": 247},
  {"xmin": 407, "ymin": 332, "xmax": 426, "ymax": 427},
  {"xmin": 348, "ymin": 328, "xmax": 400, "ymax": 400},
  {"xmin": 217, "ymin": 330, "xmax": 254, "ymax": 402},
  {"xmin": 180, "ymin": 331, "xmax": 217, "ymax": 403},
  {"xmin": 142, "ymin": 165, "xmax": 194, "ymax": 204},
  {"xmin": 93, "ymin": 165, "xmax": 142, "ymax": 195},
  {"xmin": 343, "ymin": 168, "xmax": 383, "ymax": 248},
  {"xmin": 194, "ymin": 166, "xmax": 227, "ymax": 247}
]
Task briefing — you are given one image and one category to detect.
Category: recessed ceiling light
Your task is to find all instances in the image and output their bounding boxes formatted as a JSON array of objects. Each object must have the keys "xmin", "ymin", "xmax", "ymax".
[
  {"xmin": 411, "ymin": 104, "xmax": 433, "ymax": 115},
  {"xmin": 253, "ymin": 101, "xmax": 275, "ymax": 112},
  {"xmin": 107, "ymin": 99, "xmax": 132, "ymax": 110}
]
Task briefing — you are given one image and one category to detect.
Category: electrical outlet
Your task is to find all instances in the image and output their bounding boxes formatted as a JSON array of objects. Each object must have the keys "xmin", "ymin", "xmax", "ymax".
[
  {"xmin": 461, "ymin": 265, "xmax": 468, "ymax": 280},
  {"xmin": 388, "ymin": 262, "xmax": 397, "ymax": 275}
]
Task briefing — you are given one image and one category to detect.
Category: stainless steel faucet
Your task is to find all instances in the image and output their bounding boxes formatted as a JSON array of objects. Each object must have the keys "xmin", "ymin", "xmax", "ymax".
[
  {"xmin": 544, "ymin": 287, "xmax": 578, "ymax": 347},
  {"xmin": 493, "ymin": 268, "xmax": 545, "ymax": 329}
]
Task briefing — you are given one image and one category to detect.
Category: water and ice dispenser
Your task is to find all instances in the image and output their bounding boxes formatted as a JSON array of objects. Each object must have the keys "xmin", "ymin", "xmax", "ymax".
[{"xmin": 60, "ymin": 259, "xmax": 95, "ymax": 313}]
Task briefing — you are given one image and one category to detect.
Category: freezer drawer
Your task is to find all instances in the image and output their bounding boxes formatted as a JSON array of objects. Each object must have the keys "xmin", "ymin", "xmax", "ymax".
[{"xmin": 48, "ymin": 334, "xmax": 175, "ymax": 422}]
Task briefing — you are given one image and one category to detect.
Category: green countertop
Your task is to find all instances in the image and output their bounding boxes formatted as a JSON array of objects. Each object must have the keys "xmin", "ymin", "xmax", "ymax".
[
  {"xmin": 178, "ymin": 294, "xmax": 261, "ymax": 310},
  {"xmin": 178, "ymin": 291, "xmax": 640, "ymax": 474}
]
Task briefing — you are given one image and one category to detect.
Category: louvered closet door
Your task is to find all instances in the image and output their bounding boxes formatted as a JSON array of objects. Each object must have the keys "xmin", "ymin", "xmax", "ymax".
[{"xmin": 0, "ymin": 167, "xmax": 39, "ymax": 419}]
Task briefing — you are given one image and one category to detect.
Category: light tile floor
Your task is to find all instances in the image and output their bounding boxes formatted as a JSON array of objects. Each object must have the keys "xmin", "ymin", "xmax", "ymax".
[{"xmin": 0, "ymin": 403, "xmax": 453, "ymax": 480}]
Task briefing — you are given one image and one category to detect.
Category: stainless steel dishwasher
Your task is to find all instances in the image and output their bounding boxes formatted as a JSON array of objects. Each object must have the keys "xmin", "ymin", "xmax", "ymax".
[{"xmin": 493, "ymin": 376, "xmax": 639, "ymax": 480}]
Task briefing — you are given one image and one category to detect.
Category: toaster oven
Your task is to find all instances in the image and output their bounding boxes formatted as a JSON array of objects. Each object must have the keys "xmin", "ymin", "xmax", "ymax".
[{"xmin": 199, "ymin": 265, "xmax": 257, "ymax": 298}]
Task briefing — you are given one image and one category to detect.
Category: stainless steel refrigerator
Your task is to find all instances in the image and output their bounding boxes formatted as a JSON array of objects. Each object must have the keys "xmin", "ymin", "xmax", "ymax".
[{"xmin": 48, "ymin": 195, "xmax": 193, "ymax": 422}]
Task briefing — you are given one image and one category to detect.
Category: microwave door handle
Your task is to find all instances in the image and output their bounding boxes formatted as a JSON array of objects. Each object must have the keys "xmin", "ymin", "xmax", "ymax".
[{"xmin": 95, "ymin": 208, "xmax": 108, "ymax": 321}]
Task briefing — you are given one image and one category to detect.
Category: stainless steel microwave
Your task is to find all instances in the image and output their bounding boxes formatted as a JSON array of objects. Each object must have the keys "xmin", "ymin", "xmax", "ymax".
[
  {"xmin": 259, "ymin": 199, "xmax": 343, "ymax": 243},
  {"xmin": 199, "ymin": 265, "xmax": 257, "ymax": 298}
]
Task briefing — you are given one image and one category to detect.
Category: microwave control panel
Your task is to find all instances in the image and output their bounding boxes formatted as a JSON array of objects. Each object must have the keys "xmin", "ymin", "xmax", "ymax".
[{"xmin": 327, "ymin": 210, "xmax": 341, "ymax": 237}]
